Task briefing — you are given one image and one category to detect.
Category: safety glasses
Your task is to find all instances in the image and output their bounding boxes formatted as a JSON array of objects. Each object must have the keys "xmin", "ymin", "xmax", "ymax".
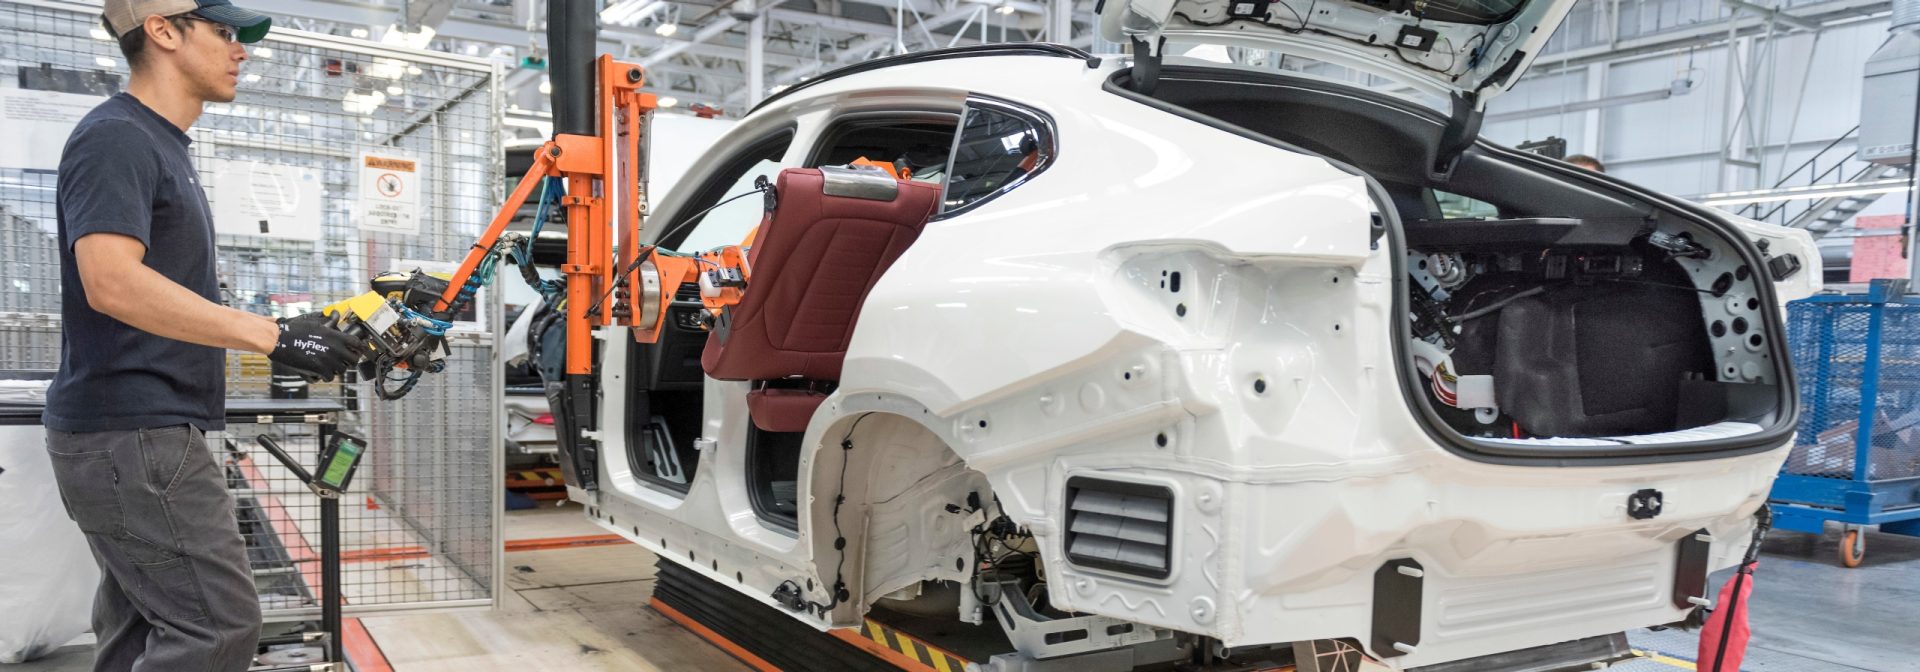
[{"xmin": 173, "ymin": 14, "xmax": 237, "ymax": 44}]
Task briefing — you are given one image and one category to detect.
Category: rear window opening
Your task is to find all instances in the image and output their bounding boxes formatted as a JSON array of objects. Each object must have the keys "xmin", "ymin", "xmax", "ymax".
[{"xmin": 1106, "ymin": 66, "xmax": 1794, "ymax": 460}]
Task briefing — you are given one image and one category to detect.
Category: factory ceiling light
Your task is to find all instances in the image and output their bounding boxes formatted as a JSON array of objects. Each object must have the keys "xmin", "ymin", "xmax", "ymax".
[
  {"xmin": 602, "ymin": 0, "xmax": 666, "ymax": 27},
  {"xmin": 380, "ymin": 24, "xmax": 437, "ymax": 49}
]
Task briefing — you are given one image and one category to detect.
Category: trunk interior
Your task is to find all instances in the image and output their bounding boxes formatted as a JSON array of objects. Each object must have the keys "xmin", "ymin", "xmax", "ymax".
[{"xmin": 1112, "ymin": 65, "xmax": 1793, "ymax": 456}]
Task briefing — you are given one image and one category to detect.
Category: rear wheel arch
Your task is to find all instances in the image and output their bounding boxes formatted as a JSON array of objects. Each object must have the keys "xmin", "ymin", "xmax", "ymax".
[{"xmin": 803, "ymin": 403, "xmax": 997, "ymax": 625}]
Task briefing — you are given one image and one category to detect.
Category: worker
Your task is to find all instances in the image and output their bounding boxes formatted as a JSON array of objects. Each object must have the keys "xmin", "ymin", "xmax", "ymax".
[
  {"xmin": 41, "ymin": 1, "xmax": 365, "ymax": 670},
  {"xmin": 1565, "ymin": 154, "xmax": 1607, "ymax": 173}
]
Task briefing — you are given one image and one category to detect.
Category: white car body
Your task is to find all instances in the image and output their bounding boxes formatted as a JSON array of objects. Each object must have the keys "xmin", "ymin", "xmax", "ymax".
[{"xmin": 557, "ymin": 21, "xmax": 1821, "ymax": 669}]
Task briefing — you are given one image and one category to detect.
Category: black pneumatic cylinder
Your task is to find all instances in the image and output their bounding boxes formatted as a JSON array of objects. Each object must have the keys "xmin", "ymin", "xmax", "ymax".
[{"xmin": 547, "ymin": 0, "xmax": 598, "ymax": 136}]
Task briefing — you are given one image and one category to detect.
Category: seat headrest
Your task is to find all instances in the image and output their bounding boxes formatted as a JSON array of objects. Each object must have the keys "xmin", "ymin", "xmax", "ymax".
[{"xmin": 818, "ymin": 164, "xmax": 901, "ymax": 202}]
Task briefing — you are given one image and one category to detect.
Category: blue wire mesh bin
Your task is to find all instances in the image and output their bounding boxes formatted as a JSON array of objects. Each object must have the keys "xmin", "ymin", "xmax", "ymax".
[{"xmin": 1770, "ymin": 281, "xmax": 1920, "ymax": 565}]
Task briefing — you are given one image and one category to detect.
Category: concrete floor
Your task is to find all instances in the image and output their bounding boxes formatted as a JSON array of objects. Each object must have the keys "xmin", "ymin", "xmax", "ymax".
[
  {"xmin": 7, "ymin": 505, "xmax": 747, "ymax": 672},
  {"xmin": 1689, "ymin": 526, "xmax": 1920, "ymax": 671},
  {"xmin": 349, "ymin": 505, "xmax": 748, "ymax": 671},
  {"xmin": 10, "ymin": 510, "xmax": 1916, "ymax": 671}
]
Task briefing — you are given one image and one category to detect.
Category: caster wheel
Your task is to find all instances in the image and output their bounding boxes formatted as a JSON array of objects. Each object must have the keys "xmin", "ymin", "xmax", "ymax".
[{"xmin": 1840, "ymin": 527, "xmax": 1866, "ymax": 568}]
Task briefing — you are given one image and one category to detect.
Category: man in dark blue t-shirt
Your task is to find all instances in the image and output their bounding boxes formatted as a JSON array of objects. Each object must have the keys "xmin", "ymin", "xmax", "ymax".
[{"xmin": 45, "ymin": 0, "xmax": 363, "ymax": 669}]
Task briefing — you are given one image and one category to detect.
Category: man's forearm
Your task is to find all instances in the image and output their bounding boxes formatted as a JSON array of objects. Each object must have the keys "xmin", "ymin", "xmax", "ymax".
[{"xmin": 92, "ymin": 263, "xmax": 280, "ymax": 354}]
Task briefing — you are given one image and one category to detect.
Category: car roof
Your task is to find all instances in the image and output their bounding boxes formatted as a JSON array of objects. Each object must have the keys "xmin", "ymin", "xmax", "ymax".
[{"xmin": 746, "ymin": 43, "xmax": 1103, "ymax": 116}]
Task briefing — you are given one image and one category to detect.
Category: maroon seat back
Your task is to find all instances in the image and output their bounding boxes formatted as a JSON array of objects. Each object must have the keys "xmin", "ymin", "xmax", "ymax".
[{"xmin": 701, "ymin": 168, "xmax": 940, "ymax": 384}]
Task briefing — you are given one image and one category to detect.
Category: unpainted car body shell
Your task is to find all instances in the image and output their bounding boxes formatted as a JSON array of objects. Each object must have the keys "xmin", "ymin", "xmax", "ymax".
[{"xmin": 578, "ymin": 53, "xmax": 1807, "ymax": 668}]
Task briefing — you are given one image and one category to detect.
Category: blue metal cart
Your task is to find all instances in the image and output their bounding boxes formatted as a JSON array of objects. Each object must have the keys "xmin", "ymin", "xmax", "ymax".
[{"xmin": 1769, "ymin": 281, "xmax": 1920, "ymax": 567}]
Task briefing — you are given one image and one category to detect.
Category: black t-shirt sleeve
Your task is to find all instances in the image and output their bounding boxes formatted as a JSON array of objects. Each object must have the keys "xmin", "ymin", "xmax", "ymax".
[{"xmin": 58, "ymin": 119, "xmax": 160, "ymax": 250}]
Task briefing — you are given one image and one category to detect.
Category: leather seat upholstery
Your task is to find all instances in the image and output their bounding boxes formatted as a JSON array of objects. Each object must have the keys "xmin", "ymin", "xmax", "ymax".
[{"xmin": 701, "ymin": 167, "xmax": 941, "ymax": 432}]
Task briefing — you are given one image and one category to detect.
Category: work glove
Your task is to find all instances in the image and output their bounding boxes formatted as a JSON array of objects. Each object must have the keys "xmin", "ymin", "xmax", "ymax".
[{"xmin": 269, "ymin": 312, "xmax": 367, "ymax": 382}]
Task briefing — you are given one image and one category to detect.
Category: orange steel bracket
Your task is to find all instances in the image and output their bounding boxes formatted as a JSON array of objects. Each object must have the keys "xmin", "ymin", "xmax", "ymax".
[{"xmin": 698, "ymin": 246, "xmax": 751, "ymax": 313}]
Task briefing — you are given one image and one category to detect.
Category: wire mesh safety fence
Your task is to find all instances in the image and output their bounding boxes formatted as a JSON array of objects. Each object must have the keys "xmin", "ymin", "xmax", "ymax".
[
  {"xmin": 1785, "ymin": 297, "xmax": 1920, "ymax": 482},
  {"xmin": 1, "ymin": 0, "xmax": 503, "ymax": 617}
]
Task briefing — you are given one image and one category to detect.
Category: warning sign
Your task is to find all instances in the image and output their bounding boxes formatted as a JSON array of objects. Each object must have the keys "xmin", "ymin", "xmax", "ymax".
[{"xmin": 358, "ymin": 152, "xmax": 420, "ymax": 234}]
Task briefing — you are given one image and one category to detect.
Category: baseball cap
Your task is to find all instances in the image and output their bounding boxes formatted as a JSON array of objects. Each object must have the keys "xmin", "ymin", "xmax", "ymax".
[{"xmin": 103, "ymin": 0, "xmax": 273, "ymax": 44}]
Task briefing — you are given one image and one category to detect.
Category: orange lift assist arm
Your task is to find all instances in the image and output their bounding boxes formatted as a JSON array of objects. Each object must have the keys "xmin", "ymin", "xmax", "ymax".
[
  {"xmin": 432, "ymin": 55, "xmax": 658, "ymax": 376},
  {"xmin": 430, "ymin": 54, "xmax": 751, "ymax": 378}
]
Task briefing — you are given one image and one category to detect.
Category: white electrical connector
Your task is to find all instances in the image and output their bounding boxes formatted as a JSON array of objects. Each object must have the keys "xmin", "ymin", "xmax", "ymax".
[{"xmin": 1455, "ymin": 375, "xmax": 1497, "ymax": 410}]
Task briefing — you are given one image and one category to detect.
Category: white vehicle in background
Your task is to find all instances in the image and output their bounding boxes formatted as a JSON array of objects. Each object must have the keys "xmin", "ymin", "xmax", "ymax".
[{"xmin": 536, "ymin": 0, "xmax": 1822, "ymax": 667}]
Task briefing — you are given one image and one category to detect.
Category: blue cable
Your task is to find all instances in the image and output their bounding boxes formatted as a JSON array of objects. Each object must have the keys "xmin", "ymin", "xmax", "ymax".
[
  {"xmin": 510, "ymin": 176, "xmax": 565, "ymax": 298},
  {"xmin": 399, "ymin": 305, "xmax": 454, "ymax": 336}
]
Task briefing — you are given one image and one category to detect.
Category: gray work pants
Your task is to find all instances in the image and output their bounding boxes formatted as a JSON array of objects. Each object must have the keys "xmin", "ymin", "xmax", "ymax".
[{"xmin": 45, "ymin": 425, "xmax": 261, "ymax": 672}]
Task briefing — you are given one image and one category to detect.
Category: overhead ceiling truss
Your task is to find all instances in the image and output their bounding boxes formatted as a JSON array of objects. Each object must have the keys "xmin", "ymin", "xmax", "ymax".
[{"xmin": 246, "ymin": 0, "xmax": 1098, "ymax": 115}]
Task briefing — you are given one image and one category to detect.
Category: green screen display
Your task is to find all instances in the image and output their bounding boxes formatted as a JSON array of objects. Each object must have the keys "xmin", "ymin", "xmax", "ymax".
[{"xmin": 321, "ymin": 437, "xmax": 362, "ymax": 487}]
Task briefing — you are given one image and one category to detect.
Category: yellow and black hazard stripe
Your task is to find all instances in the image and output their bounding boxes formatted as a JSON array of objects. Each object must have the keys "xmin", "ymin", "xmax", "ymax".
[
  {"xmin": 505, "ymin": 468, "xmax": 565, "ymax": 489},
  {"xmin": 828, "ymin": 618, "xmax": 971, "ymax": 672}
]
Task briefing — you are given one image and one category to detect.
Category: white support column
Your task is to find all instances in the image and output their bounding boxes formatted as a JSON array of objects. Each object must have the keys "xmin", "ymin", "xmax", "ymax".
[
  {"xmin": 1907, "ymin": 173, "xmax": 1920, "ymax": 284},
  {"xmin": 1584, "ymin": 62, "xmax": 1606, "ymax": 158},
  {"xmin": 896, "ymin": 0, "xmax": 908, "ymax": 53},
  {"xmin": 1901, "ymin": 180, "xmax": 1920, "ymax": 283},
  {"xmin": 1718, "ymin": 33, "xmax": 1746, "ymax": 191},
  {"xmin": 747, "ymin": 13, "xmax": 766, "ymax": 107},
  {"xmin": 1047, "ymin": 0, "xmax": 1072, "ymax": 45}
]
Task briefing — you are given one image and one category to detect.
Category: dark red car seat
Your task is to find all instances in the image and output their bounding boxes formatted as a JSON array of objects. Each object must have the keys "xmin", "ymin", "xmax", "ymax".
[{"xmin": 701, "ymin": 167, "xmax": 941, "ymax": 432}]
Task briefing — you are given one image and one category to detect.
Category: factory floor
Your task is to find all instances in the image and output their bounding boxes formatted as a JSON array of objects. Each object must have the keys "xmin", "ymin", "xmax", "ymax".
[
  {"xmin": 15, "ymin": 505, "xmax": 747, "ymax": 672},
  {"xmin": 11, "ymin": 508, "xmax": 1917, "ymax": 671},
  {"xmin": 344, "ymin": 505, "xmax": 748, "ymax": 671}
]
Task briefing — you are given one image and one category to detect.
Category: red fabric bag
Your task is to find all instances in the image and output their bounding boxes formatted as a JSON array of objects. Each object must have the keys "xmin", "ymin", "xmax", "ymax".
[
  {"xmin": 1697, "ymin": 508, "xmax": 1771, "ymax": 672},
  {"xmin": 1696, "ymin": 560, "xmax": 1756, "ymax": 672}
]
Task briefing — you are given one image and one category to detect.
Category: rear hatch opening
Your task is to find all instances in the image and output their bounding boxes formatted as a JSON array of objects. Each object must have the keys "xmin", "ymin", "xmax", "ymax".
[
  {"xmin": 1104, "ymin": 65, "xmax": 1797, "ymax": 462},
  {"xmin": 1405, "ymin": 215, "xmax": 1785, "ymax": 450}
]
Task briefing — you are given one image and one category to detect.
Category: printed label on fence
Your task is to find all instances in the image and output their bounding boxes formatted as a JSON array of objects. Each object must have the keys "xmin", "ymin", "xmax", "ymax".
[
  {"xmin": 211, "ymin": 160, "xmax": 323, "ymax": 241},
  {"xmin": 358, "ymin": 152, "xmax": 421, "ymax": 234},
  {"xmin": 0, "ymin": 89, "xmax": 107, "ymax": 171}
]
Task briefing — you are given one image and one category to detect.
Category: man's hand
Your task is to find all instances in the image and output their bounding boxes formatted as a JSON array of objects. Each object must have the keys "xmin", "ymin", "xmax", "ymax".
[{"xmin": 269, "ymin": 312, "xmax": 366, "ymax": 381}]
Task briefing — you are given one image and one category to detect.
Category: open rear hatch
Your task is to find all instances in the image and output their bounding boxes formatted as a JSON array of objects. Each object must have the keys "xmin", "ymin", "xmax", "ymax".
[{"xmin": 1097, "ymin": 0, "xmax": 1577, "ymax": 108}]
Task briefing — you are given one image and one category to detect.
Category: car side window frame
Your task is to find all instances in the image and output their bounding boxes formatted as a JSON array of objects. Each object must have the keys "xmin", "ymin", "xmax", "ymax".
[
  {"xmin": 802, "ymin": 108, "xmax": 964, "ymax": 177},
  {"xmin": 653, "ymin": 126, "xmax": 798, "ymax": 251},
  {"xmin": 934, "ymin": 96, "xmax": 1058, "ymax": 220}
]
